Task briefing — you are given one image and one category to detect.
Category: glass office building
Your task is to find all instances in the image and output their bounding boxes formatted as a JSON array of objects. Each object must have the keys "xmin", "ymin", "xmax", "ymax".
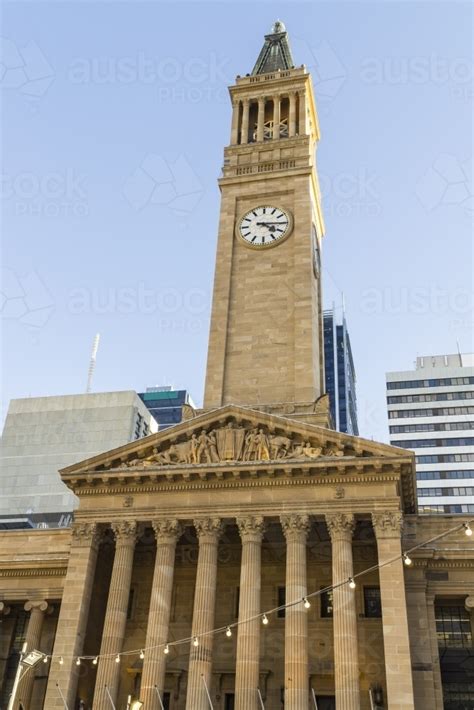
[
  {"xmin": 138, "ymin": 386, "xmax": 196, "ymax": 431},
  {"xmin": 323, "ymin": 308, "xmax": 359, "ymax": 435},
  {"xmin": 386, "ymin": 353, "xmax": 474, "ymax": 514}
]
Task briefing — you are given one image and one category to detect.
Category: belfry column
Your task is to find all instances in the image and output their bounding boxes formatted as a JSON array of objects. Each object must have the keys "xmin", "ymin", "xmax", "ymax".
[
  {"xmin": 16, "ymin": 600, "xmax": 50, "ymax": 709},
  {"xmin": 281, "ymin": 513, "xmax": 310, "ymax": 709},
  {"xmin": 372, "ymin": 512, "xmax": 415, "ymax": 710},
  {"xmin": 235, "ymin": 516, "xmax": 265, "ymax": 710},
  {"xmin": 230, "ymin": 99, "xmax": 240, "ymax": 144},
  {"xmin": 273, "ymin": 94, "xmax": 280, "ymax": 139},
  {"xmin": 326, "ymin": 513, "xmax": 360, "ymax": 710},
  {"xmin": 93, "ymin": 521, "xmax": 138, "ymax": 709},
  {"xmin": 298, "ymin": 90, "xmax": 307, "ymax": 135},
  {"xmin": 44, "ymin": 523, "xmax": 101, "ymax": 710},
  {"xmin": 140, "ymin": 519, "xmax": 182, "ymax": 709},
  {"xmin": 289, "ymin": 92, "xmax": 296, "ymax": 137},
  {"xmin": 186, "ymin": 518, "xmax": 223, "ymax": 710},
  {"xmin": 241, "ymin": 99, "xmax": 250, "ymax": 144},
  {"xmin": 257, "ymin": 97, "xmax": 265, "ymax": 142}
]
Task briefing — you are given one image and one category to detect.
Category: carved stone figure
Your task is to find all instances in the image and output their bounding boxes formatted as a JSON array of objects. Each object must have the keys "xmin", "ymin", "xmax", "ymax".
[
  {"xmin": 243, "ymin": 428, "xmax": 258, "ymax": 461},
  {"xmin": 196, "ymin": 430, "xmax": 219, "ymax": 464},
  {"xmin": 255, "ymin": 429, "xmax": 270, "ymax": 460},
  {"xmin": 268, "ymin": 434, "xmax": 292, "ymax": 459}
]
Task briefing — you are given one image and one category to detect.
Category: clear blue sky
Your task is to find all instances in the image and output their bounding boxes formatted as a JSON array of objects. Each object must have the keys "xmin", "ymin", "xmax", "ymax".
[{"xmin": 2, "ymin": 1, "xmax": 472, "ymax": 442}]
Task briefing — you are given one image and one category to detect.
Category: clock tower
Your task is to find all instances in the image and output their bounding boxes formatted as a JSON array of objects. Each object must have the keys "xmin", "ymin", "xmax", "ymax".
[{"xmin": 204, "ymin": 22, "xmax": 326, "ymax": 414}]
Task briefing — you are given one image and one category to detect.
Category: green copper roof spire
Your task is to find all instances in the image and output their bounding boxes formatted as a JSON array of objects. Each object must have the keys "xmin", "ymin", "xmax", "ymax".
[{"xmin": 251, "ymin": 21, "xmax": 295, "ymax": 75}]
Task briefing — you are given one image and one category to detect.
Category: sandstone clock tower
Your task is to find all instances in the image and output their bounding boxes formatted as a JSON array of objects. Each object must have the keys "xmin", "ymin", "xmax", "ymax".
[{"xmin": 204, "ymin": 21, "xmax": 326, "ymax": 412}]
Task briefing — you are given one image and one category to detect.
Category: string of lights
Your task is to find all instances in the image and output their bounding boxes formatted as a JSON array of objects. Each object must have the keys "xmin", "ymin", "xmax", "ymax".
[{"xmin": 44, "ymin": 518, "xmax": 473, "ymax": 667}]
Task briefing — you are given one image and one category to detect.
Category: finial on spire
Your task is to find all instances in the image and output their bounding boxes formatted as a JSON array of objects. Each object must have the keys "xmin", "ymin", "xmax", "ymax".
[
  {"xmin": 251, "ymin": 20, "xmax": 295, "ymax": 75},
  {"xmin": 272, "ymin": 20, "xmax": 286, "ymax": 33}
]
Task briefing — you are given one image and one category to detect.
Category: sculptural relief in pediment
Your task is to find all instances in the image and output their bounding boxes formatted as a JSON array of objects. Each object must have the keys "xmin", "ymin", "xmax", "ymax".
[{"xmin": 126, "ymin": 420, "xmax": 347, "ymax": 468}]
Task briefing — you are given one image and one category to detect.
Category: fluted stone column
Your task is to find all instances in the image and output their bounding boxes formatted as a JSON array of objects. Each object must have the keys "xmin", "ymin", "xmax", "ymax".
[
  {"xmin": 326, "ymin": 513, "xmax": 360, "ymax": 710},
  {"xmin": 289, "ymin": 92, "xmax": 296, "ymax": 137},
  {"xmin": 372, "ymin": 512, "xmax": 415, "ymax": 710},
  {"xmin": 298, "ymin": 90, "xmax": 307, "ymax": 135},
  {"xmin": 230, "ymin": 99, "xmax": 240, "ymax": 145},
  {"xmin": 44, "ymin": 522, "xmax": 101, "ymax": 710},
  {"xmin": 185, "ymin": 518, "xmax": 223, "ymax": 710},
  {"xmin": 235, "ymin": 516, "xmax": 265, "ymax": 710},
  {"xmin": 241, "ymin": 99, "xmax": 250, "ymax": 144},
  {"xmin": 273, "ymin": 94, "xmax": 280, "ymax": 139},
  {"xmin": 281, "ymin": 514, "xmax": 310, "ymax": 709},
  {"xmin": 16, "ymin": 600, "xmax": 50, "ymax": 709},
  {"xmin": 257, "ymin": 97, "xmax": 265, "ymax": 142},
  {"xmin": 426, "ymin": 594, "xmax": 444, "ymax": 709},
  {"xmin": 140, "ymin": 519, "xmax": 182, "ymax": 709},
  {"xmin": 93, "ymin": 521, "xmax": 137, "ymax": 709}
]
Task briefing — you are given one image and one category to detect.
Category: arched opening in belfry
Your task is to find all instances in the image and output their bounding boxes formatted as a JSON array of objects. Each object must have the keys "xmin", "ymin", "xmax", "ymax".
[
  {"xmin": 248, "ymin": 101, "xmax": 258, "ymax": 143},
  {"xmin": 279, "ymin": 96, "xmax": 290, "ymax": 138},
  {"xmin": 296, "ymin": 93, "xmax": 301, "ymax": 134},
  {"xmin": 263, "ymin": 99, "xmax": 274, "ymax": 141}
]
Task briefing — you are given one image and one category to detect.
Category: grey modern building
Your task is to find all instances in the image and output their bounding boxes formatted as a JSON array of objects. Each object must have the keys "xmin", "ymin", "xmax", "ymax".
[
  {"xmin": 138, "ymin": 386, "xmax": 196, "ymax": 430},
  {"xmin": 323, "ymin": 308, "xmax": 359, "ymax": 435},
  {"xmin": 386, "ymin": 353, "xmax": 474, "ymax": 514},
  {"xmin": 0, "ymin": 391, "xmax": 157, "ymax": 526}
]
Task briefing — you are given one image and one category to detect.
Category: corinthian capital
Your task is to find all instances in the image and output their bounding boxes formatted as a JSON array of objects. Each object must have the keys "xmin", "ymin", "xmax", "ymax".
[
  {"xmin": 152, "ymin": 519, "xmax": 183, "ymax": 543},
  {"xmin": 111, "ymin": 520, "xmax": 138, "ymax": 544},
  {"xmin": 280, "ymin": 513, "xmax": 311, "ymax": 541},
  {"xmin": 372, "ymin": 511, "xmax": 403, "ymax": 537},
  {"xmin": 71, "ymin": 521, "xmax": 101, "ymax": 547},
  {"xmin": 325, "ymin": 512, "xmax": 355, "ymax": 540},
  {"xmin": 194, "ymin": 517, "xmax": 223, "ymax": 543},
  {"xmin": 237, "ymin": 515, "xmax": 265, "ymax": 542}
]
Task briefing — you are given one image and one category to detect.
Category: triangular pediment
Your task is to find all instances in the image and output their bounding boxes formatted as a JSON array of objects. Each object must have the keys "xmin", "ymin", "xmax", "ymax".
[{"xmin": 60, "ymin": 404, "xmax": 412, "ymax": 478}]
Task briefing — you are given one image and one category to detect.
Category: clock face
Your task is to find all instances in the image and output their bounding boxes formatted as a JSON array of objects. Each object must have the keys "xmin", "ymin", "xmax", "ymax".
[{"xmin": 236, "ymin": 205, "xmax": 293, "ymax": 248}]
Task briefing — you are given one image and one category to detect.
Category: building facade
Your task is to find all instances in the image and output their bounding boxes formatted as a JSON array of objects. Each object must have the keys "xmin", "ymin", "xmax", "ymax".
[
  {"xmin": 0, "ymin": 22, "xmax": 473, "ymax": 710},
  {"xmin": 0, "ymin": 391, "xmax": 157, "ymax": 524},
  {"xmin": 386, "ymin": 354, "xmax": 474, "ymax": 515},
  {"xmin": 323, "ymin": 308, "xmax": 359, "ymax": 435},
  {"xmin": 138, "ymin": 387, "xmax": 196, "ymax": 431}
]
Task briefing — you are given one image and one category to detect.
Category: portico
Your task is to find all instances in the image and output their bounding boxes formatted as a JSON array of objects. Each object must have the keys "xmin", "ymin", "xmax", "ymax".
[{"xmin": 38, "ymin": 405, "xmax": 417, "ymax": 709}]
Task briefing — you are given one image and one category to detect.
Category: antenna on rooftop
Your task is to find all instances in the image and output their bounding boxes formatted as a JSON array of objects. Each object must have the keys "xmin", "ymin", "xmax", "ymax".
[
  {"xmin": 456, "ymin": 340, "xmax": 463, "ymax": 366},
  {"xmin": 86, "ymin": 333, "xmax": 100, "ymax": 393}
]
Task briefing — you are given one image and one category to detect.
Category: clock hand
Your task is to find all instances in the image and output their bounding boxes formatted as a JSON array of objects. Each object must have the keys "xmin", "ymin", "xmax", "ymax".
[{"xmin": 256, "ymin": 221, "xmax": 287, "ymax": 225}]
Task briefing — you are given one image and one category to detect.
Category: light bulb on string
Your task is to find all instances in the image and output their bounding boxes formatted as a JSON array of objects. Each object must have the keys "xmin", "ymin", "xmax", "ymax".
[
  {"xmin": 139, "ymin": 650, "xmax": 145, "ymax": 660},
  {"xmin": 193, "ymin": 637, "xmax": 199, "ymax": 647},
  {"xmin": 226, "ymin": 627, "xmax": 232, "ymax": 637},
  {"xmin": 262, "ymin": 614, "xmax": 269, "ymax": 625},
  {"xmin": 403, "ymin": 553, "xmax": 412, "ymax": 566},
  {"xmin": 164, "ymin": 644, "xmax": 170, "ymax": 655},
  {"xmin": 115, "ymin": 654, "xmax": 120, "ymax": 664},
  {"xmin": 93, "ymin": 657, "xmax": 98, "ymax": 665},
  {"xmin": 303, "ymin": 597, "xmax": 311, "ymax": 609},
  {"xmin": 59, "ymin": 657, "xmax": 64, "ymax": 666},
  {"xmin": 43, "ymin": 655, "xmax": 48, "ymax": 663},
  {"xmin": 464, "ymin": 523, "xmax": 472, "ymax": 537},
  {"xmin": 348, "ymin": 577, "xmax": 356, "ymax": 589},
  {"xmin": 76, "ymin": 658, "xmax": 81, "ymax": 666}
]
